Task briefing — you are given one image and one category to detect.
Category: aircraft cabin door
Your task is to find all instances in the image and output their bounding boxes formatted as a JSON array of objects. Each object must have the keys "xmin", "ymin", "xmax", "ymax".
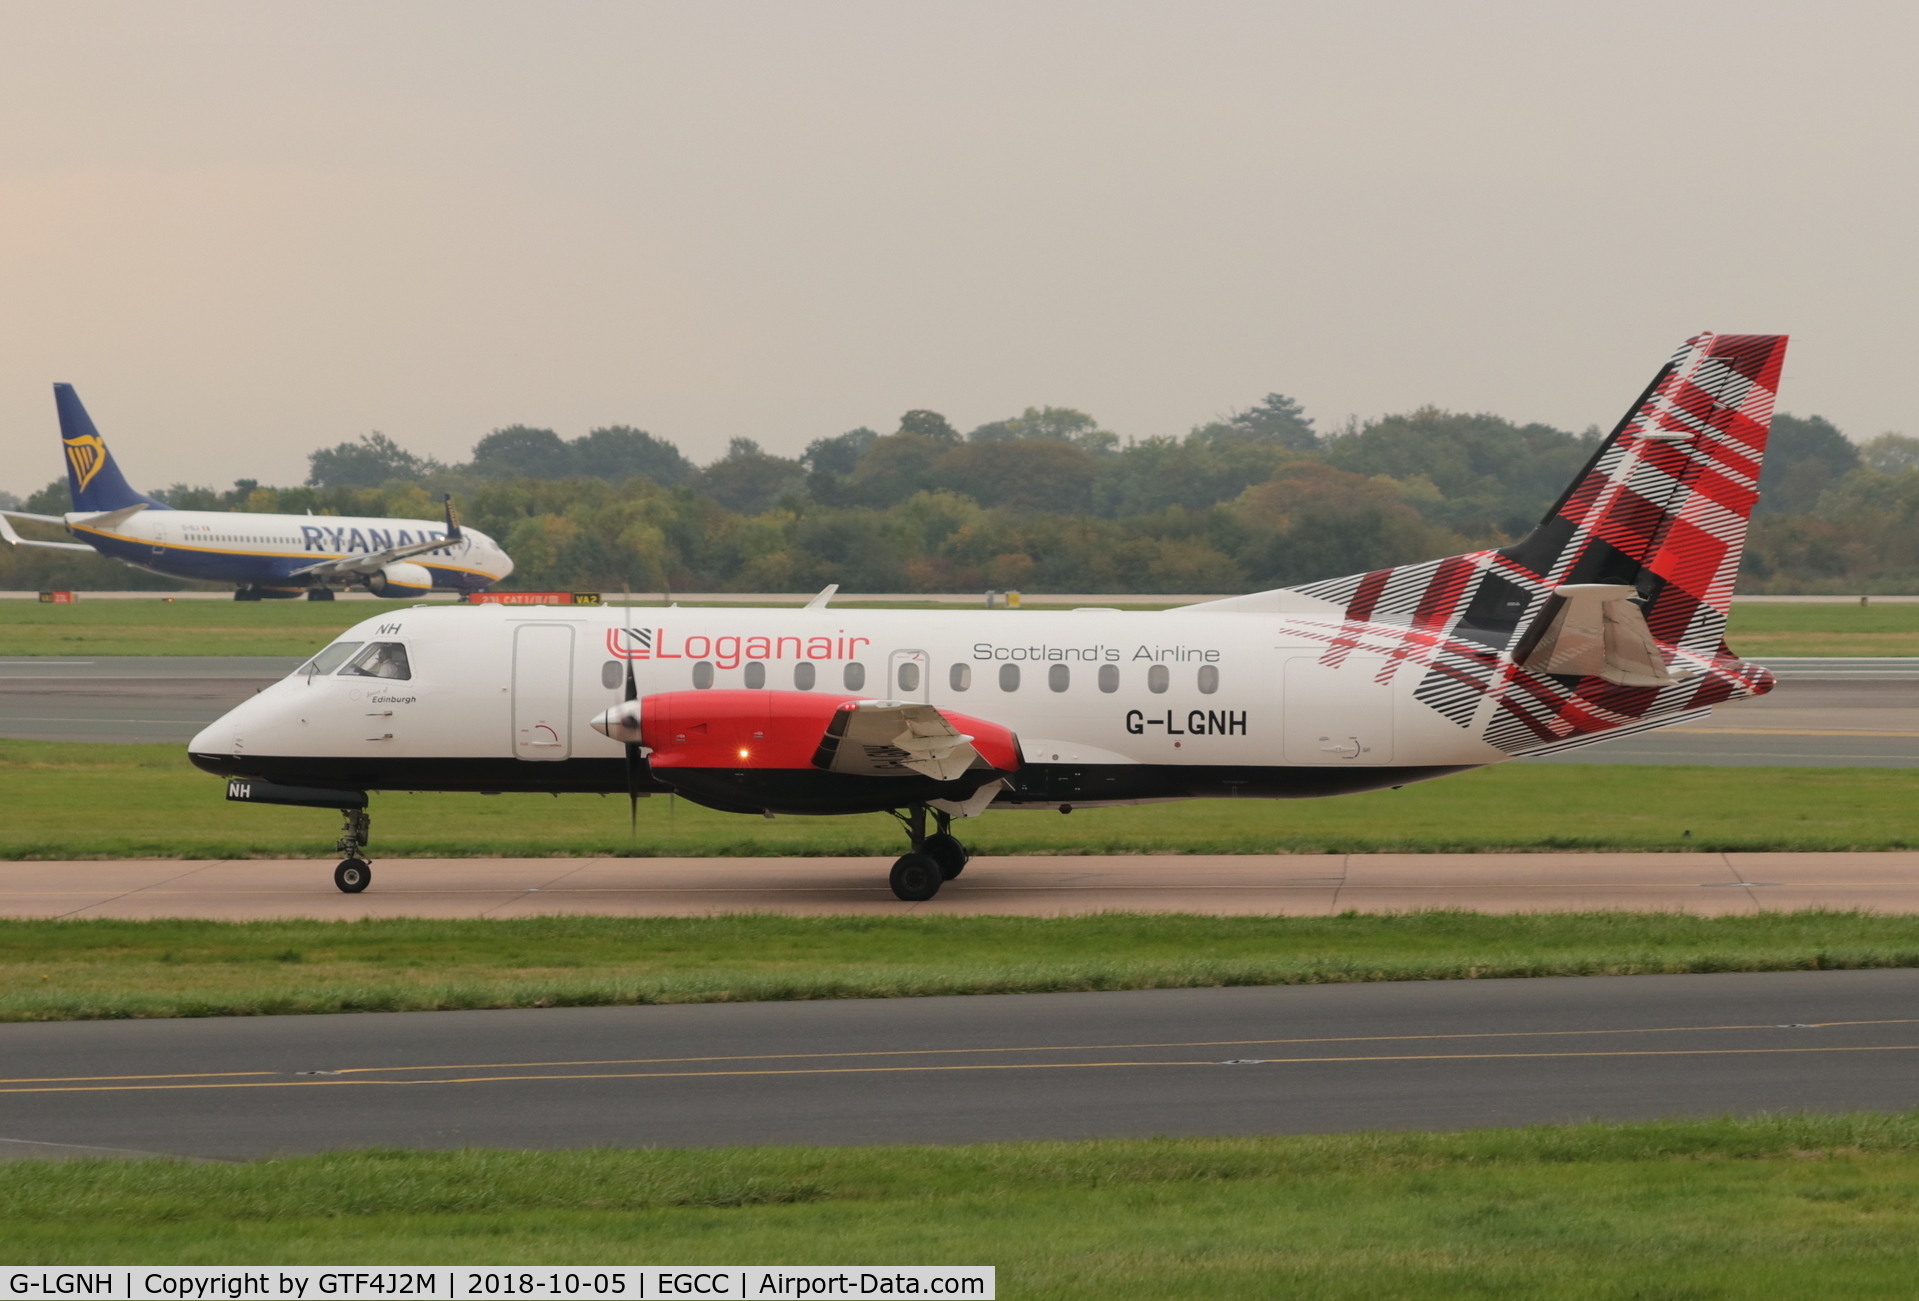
[
  {"xmin": 1282, "ymin": 655, "xmax": 1395, "ymax": 765},
  {"xmin": 887, "ymin": 648, "xmax": 930, "ymax": 703},
  {"xmin": 512, "ymin": 623, "xmax": 575, "ymax": 761}
]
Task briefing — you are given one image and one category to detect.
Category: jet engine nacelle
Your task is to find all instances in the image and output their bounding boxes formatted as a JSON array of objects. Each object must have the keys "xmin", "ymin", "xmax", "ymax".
[
  {"xmin": 592, "ymin": 690, "xmax": 1020, "ymax": 816},
  {"xmin": 366, "ymin": 561, "xmax": 434, "ymax": 598}
]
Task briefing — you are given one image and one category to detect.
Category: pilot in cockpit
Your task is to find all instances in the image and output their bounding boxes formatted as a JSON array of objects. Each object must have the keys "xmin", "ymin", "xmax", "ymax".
[{"xmin": 341, "ymin": 642, "xmax": 411, "ymax": 680}]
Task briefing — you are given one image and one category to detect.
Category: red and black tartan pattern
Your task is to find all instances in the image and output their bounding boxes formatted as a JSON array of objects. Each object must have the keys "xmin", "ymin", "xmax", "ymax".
[{"xmin": 1278, "ymin": 333, "xmax": 1787, "ymax": 754}]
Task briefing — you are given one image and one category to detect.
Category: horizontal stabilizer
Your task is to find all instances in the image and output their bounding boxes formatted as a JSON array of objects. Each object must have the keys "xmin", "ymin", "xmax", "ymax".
[
  {"xmin": 1517, "ymin": 583, "xmax": 1677, "ymax": 687},
  {"xmin": 0, "ymin": 512, "xmax": 94, "ymax": 552}
]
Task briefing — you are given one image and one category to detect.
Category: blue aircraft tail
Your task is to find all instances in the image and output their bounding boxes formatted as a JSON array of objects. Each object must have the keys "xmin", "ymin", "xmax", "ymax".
[{"xmin": 54, "ymin": 384, "xmax": 170, "ymax": 513}]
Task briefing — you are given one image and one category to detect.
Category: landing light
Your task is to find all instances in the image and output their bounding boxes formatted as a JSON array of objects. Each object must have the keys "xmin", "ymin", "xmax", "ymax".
[{"xmin": 738, "ymin": 748, "xmax": 750, "ymax": 759}]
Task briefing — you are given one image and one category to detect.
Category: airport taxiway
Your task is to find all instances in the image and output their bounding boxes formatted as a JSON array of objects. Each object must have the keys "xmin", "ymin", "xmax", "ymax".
[
  {"xmin": 2, "ymin": 970, "xmax": 1915, "ymax": 1159},
  {"xmin": 0, "ymin": 656, "xmax": 299, "ymax": 744},
  {"xmin": 8, "ymin": 851, "xmax": 1919, "ymax": 918}
]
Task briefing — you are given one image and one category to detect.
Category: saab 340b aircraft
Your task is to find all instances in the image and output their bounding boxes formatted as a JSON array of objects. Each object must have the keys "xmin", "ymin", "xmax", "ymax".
[
  {"xmin": 0, "ymin": 385, "xmax": 513, "ymax": 599},
  {"xmin": 194, "ymin": 333, "xmax": 1786, "ymax": 899}
]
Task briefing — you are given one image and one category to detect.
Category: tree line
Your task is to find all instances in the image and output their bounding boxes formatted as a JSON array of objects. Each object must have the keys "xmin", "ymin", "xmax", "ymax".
[{"xmin": 4, "ymin": 395, "xmax": 1914, "ymax": 594}]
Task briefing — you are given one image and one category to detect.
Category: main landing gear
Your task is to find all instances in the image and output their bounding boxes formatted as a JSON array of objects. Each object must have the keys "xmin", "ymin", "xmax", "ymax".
[
  {"xmin": 886, "ymin": 804, "xmax": 970, "ymax": 902},
  {"xmin": 334, "ymin": 807, "xmax": 372, "ymax": 894}
]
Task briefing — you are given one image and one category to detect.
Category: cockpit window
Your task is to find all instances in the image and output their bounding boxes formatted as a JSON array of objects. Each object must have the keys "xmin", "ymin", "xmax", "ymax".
[
  {"xmin": 299, "ymin": 641, "xmax": 365, "ymax": 677},
  {"xmin": 339, "ymin": 641, "xmax": 412, "ymax": 680}
]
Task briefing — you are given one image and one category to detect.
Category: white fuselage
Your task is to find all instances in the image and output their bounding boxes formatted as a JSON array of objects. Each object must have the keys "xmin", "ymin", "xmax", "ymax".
[{"xmin": 191, "ymin": 603, "xmax": 1514, "ymax": 806}]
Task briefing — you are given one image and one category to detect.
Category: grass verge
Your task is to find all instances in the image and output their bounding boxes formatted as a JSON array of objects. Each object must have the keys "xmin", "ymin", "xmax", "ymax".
[
  {"xmin": 5, "ymin": 1115, "xmax": 1919, "ymax": 1295},
  {"xmin": 5, "ymin": 910, "xmax": 1918, "ymax": 1022},
  {"xmin": 5, "ymin": 739, "xmax": 1919, "ymax": 857}
]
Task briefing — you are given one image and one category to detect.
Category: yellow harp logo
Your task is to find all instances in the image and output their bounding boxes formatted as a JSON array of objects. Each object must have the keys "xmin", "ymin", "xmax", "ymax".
[{"xmin": 64, "ymin": 435, "xmax": 107, "ymax": 494}]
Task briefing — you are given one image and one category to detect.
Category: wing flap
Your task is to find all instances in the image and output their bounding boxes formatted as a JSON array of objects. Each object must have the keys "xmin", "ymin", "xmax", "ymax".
[{"xmin": 812, "ymin": 700, "xmax": 988, "ymax": 780}]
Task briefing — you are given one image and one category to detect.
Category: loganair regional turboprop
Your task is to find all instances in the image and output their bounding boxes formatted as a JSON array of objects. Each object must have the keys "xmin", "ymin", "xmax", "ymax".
[
  {"xmin": 195, "ymin": 333, "xmax": 1786, "ymax": 899},
  {"xmin": 0, "ymin": 385, "xmax": 513, "ymax": 599}
]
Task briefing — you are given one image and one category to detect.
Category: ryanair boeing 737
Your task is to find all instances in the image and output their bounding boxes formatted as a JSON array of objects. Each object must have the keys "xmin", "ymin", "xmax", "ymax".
[{"xmin": 0, "ymin": 385, "xmax": 513, "ymax": 599}]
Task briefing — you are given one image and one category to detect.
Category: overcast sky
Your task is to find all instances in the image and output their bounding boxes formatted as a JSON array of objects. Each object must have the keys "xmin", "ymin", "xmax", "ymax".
[{"xmin": 1, "ymin": 1, "xmax": 1913, "ymax": 495}]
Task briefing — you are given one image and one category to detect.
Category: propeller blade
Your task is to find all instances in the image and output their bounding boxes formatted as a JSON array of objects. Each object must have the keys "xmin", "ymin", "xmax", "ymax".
[{"xmin": 623, "ymin": 601, "xmax": 641, "ymax": 841}]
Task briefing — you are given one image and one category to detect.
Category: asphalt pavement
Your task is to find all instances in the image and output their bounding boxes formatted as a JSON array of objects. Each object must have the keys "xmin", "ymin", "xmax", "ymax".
[
  {"xmin": 0, "ymin": 657, "xmax": 303, "ymax": 744},
  {"xmin": 2, "ymin": 970, "xmax": 1915, "ymax": 1160},
  {"xmin": 1519, "ymin": 676, "xmax": 1919, "ymax": 768},
  {"xmin": 12, "ymin": 852, "xmax": 1919, "ymax": 918}
]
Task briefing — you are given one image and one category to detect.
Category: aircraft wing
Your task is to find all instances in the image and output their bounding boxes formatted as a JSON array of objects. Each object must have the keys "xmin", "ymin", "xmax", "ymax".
[
  {"xmin": 288, "ymin": 497, "xmax": 465, "ymax": 580},
  {"xmin": 0, "ymin": 509, "xmax": 67, "ymax": 525},
  {"xmin": 811, "ymin": 699, "xmax": 988, "ymax": 781},
  {"xmin": 0, "ymin": 512, "xmax": 93, "ymax": 552}
]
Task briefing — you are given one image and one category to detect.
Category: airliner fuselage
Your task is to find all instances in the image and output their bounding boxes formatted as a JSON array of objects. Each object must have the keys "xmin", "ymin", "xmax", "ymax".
[{"xmin": 68, "ymin": 506, "xmax": 512, "ymax": 596}]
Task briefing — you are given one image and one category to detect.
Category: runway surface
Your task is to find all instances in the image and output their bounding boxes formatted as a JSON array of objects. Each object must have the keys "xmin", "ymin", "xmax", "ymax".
[
  {"xmin": 2, "ymin": 970, "xmax": 1915, "ymax": 1160},
  {"xmin": 4, "ymin": 656, "xmax": 1917, "ymax": 764},
  {"xmin": 9, "ymin": 851, "xmax": 1919, "ymax": 918},
  {"xmin": 0, "ymin": 657, "xmax": 302, "ymax": 744}
]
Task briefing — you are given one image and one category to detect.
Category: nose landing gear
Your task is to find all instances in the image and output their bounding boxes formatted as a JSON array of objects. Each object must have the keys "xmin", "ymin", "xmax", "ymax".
[
  {"xmin": 334, "ymin": 807, "xmax": 372, "ymax": 893},
  {"xmin": 885, "ymin": 805, "xmax": 971, "ymax": 901}
]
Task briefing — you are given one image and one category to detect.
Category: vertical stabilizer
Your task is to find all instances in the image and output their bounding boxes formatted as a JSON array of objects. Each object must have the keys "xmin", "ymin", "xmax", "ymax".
[
  {"xmin": 1497, "ymin": 333, "xmax": 1787, "ymax": 660},
  {"xmin": 54, "ymin": 384, "xmax": 170, "ymax": 513},
  {"xmin": 1252, "ymin": 333, "xmax": 1786, "ymax": 754}
]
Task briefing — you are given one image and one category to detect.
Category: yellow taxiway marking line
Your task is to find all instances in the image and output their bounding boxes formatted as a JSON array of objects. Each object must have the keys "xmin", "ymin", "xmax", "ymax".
[
  {"xmin": 0, "ymin": 1070, "xmax": 280, "ymax": 1086},
  {"xmin": 1666, "ymin": 727, "xmax": 1919, "ymax": 737},
  {"xmin": 3, "ymin": 1020, "xmax": 1910, "ymax": 1087},
  {"xmin": 304, "ymin": 1017, "xmax": 1919, "ymax": 1076},
  {"xmin": 5, "ymin": 1044, "xmax": 1919, "ymax": 1095}
]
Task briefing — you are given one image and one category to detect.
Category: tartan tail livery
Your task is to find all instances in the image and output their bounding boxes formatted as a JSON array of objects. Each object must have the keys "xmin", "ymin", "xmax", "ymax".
[{"xmin": 1269, "ymin": 332, "xmax": 1789, "ymax": 756}]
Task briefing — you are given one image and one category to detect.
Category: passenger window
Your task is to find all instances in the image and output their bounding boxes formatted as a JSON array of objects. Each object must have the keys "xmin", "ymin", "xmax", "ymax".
[
  {"xmin": 794, "ymin": 661, "xmax": 817, "ymax": 690},
  {"xmin": 692, "ymin": 661, "xmax": 715, "ymax": 689},
  {"xmin": 898, "ymin": 661, "xmax": 920, "ymax": 692},
  {"xmin": 1098, "ymin": 664, "xmax": 1119, "ymax": 693},
  {"xmin": 1148, "ymin": 664, "xmax": 1169, "ymax": 693},
  {"xmin": 1049, "ymin": 664, "xmax": 1070, "ymax": 692},
  {"xmin": 340, "ymin": 642, "xmax": 411, "ymax": 680},
  {"xmin": 299, "ymin": 641, "xmax": 365, "ymax": 677},
  {"xmin": 950, "ymin": 664, "xmax": 971, "ymax": 691},
  {"xmin": 999, "ymin": 663, "xmax": 1020, "ymax": 691},
  {"xmin": 601, "ymin": 660, "xmax": 623, "ymax": 689},
  {"xmin": 1198, "ymin": 665, "xmax": 1219, "ymax": 694},
  {"xmin": 844, "ymin": 662, "xmax": 866, "ymax": 690},
  {"xmin": 744, "ymin": 661, "xmax": 766, "ymax": 689}
]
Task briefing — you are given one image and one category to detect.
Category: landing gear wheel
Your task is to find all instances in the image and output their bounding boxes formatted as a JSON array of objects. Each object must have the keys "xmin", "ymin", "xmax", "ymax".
[
  {"xmin": 921, "ymin": 833, "xmax": 969, "ymax": 880},
  {"xmin": 889, "ymin": 852, "xmax": 943, "ymax": 902},
  {"xmin": 333, "ymin": 859, "xmax": 372, "ymax": 893}
]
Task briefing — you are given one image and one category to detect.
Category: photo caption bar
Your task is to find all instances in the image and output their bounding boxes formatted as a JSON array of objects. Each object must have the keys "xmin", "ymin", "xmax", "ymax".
[{"xmin": 5, "ymin": 1270, "xmax": 993, "ymax": 1301}]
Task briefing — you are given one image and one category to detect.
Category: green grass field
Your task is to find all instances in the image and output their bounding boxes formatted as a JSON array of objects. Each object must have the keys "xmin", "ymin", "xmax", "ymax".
[
  {"xmin": 2, "ymin": 738, "xmax": 1914, "ymax": 858},
  {"xmin": 6, "ymin": 1116, "xmax": 1919, "ymax": 1296},
  {"xmin": 3, "ymin": 910, "xmax": 1915, "ymax": 1022},
  {"xmin": 1, "ymin": 597, "xmax": 1916, "ymax": 657}
]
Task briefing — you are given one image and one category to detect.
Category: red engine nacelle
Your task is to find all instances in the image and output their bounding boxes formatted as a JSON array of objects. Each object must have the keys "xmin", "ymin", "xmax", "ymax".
[{"xmin": 631, "ymin": 690, "xmax": 1020, "ymax": 774}]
